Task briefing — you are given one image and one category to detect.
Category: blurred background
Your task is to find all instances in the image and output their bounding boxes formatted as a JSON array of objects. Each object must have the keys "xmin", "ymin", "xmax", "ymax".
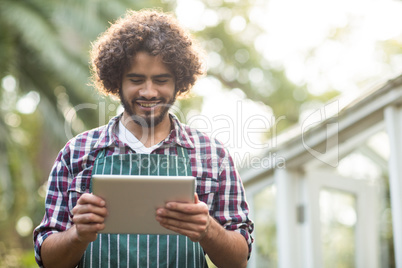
[{"xmin": 0, "ymin": 0, "xmax": 401, "ymax": 267}]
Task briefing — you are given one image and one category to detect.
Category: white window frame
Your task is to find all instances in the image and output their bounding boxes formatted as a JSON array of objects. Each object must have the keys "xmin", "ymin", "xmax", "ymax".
[
  {"xmin": 245, "ymin": 177, "xmax": 276, "ymax": 268},
  {"xmin": 384, "ymin": 104, "xmax": 402, "ymax": 268},
  {"xmin": 304, "ymin": 171, "xmax": 379, "ymax": 268}
]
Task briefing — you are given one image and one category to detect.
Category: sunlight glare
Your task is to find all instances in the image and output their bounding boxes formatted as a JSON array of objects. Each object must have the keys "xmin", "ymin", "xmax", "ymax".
[
  {"xmin": 1, "ymin": 75, "xmax": 17, "ymax": 92},
  {"xmin": 16, "ymin": 216, "xmax": 33, "ymax": 237},
  {"xmin": 234, "ymin": 49, "xmax": 250, "ymax": 64},
  {"xmin": 229, "ymin": 16, "xmax": 247, "ymax": 34},
  {"xmin": 222, "ymin": 66, "xmax": 238, "ymax": 82},
  {"xmin": 16, "ymin": 91, "xmax": 40, "ymax": 114},
  {"xmin": 175, "ymin": 0, "xmax": 205, "ymax": 31},
  {"xmin": 248, "ymin": 68, "xmax": 264, "ymax": 85},
  {"xmin": 207, "ymin": 51, "xmax": 222, "ymax": 70},
  {"xmin": 258, "ymin": 0, "xmax": 402, "ymax": 94},
  {"xmin": 201, "ymin": 9, "xmax": 220, "ymax": 28},
  {"xmin": 4, "ymin": 113, "xmax": 21, "ymax": 128}
]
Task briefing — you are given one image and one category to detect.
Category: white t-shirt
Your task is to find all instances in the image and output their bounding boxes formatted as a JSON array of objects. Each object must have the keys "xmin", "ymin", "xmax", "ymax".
[{"xmin": 118, "ymin": 120, "xmax": 162, "ymax": 154}]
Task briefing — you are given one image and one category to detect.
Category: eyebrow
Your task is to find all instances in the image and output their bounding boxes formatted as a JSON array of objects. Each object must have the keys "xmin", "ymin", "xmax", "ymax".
[{"xmin": 126, "ymin": 73, "xmax": 173, "ymax": 79}]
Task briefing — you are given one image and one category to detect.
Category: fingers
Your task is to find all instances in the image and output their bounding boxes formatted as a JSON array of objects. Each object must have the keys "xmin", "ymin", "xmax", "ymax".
[
  {"xmin": 71, "ymin": 193, "xmax": 108, "ymax": 243},
  {"xmin": 156, "ymin": 211, "xmax": 210, "ymax": 242},
  {"xmin": 156, "ymin": 200, "xmax": 209, "ymax": 225},
  {"xmin": 155, "ymin": 201, "xmax": 210, "ymax": 242},
  {"xmin": 74, "ymin": 221, "xmax": 105, "ymax": 235},
  {"xmin": 72, "ymin": 203, "xmax": 108, "ymax": 219},
  {"xmin": 72, "ymin": 194, "xmax": 107, "ymax": 218},
  {"xmin": 77, "ymin": 193, "xmax": 106, "ymax": 207},
  {"xmin": 73, "ymin": 222, "xmax": 104, "ymax": 243},
  {"xmin": 163, "ymin": 199, "xmax": 208, "ymax": 215},
  {"xmin": 158, "ymin": 222, "xmax": 208, "ymax": 242},
  {"xmin": 156, "ymin": 212, "xmax": 208, "ymax": 230},
  {"xmin": 72, "ymin": 211, "xmax": 106, "ymax": 225},
  {"xmin": 156, "ymin": 208, "xmax": 208, "ymax": 225}
]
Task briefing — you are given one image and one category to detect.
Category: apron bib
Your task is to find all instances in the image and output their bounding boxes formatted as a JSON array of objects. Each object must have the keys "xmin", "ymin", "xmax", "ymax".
[{"xmin": 79, "ymin": 147, "xmax": 207, "ymax": 268}]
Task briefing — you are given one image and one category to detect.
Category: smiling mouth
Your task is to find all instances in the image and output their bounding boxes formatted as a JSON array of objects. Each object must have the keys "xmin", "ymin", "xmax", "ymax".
[{"xmin": 138, "ymin": 102, "xmax": 159, "ymax": 108}]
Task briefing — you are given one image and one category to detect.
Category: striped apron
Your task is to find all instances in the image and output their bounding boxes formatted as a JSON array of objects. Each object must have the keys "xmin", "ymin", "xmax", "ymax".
[{"xmin": 79, "ymin": 146, "xmax": 208, "ymax": 268}]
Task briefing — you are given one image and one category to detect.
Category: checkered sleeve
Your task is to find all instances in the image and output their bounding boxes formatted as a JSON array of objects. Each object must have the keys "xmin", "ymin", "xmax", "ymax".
[
  {"xmin": 33, "ymin": 144, "xmax": 74, "ymax": 267},
  {"xmin": 214, "ymin": 144, "xmax": 254, "ymax": 259}
]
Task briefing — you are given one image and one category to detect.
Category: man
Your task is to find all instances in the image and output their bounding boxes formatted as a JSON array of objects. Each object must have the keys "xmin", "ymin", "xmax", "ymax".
[{"xmin": 34, "ymin": 9, "xmax": 253, "ymax": 268}]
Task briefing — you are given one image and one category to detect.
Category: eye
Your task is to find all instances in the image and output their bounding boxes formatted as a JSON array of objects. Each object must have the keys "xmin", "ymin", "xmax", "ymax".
[
  {"xmin": 155, "ymin": 79, "xmax": 168, "ymax": 84},
  {"xmin": 130, "ymin": 79, "xmax": 144, "ymax": 84}
]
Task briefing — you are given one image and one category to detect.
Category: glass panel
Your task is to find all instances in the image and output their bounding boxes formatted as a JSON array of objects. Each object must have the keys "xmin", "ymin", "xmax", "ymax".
[
  {"xmin": 254, "ymin": 184, "xmax": 277, "ymax": 268},
  {"xmin": 337, "ymin": 152, "xmax": 382, "ymax": 181},
  {"xmin": 335, "ymin": 129, "xmax": 395, "ymax": 267},
  {"xmin": 379, "ymin": 182, "xmax": 396, "ymax": 268},
  {"xmin": 320, "ymin": 188, "xmax": 356, "ymax": 268},
  {"xmin": 367, "ymin": 131, "xmax": 390, "ymax": 161}
]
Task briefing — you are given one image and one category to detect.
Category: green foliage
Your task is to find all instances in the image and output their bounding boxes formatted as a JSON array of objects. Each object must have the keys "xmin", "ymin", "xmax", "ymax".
[
  {"xmin": 0, "ymin": 0, "xmax": 173, "ymax": 264},
  {"xmin": 20, "ymin": 249, "xmax": 38, "ymax": 268},
  {"xmin": 0, "ymin": 245, "xmax": 37, "ymax": 268}
]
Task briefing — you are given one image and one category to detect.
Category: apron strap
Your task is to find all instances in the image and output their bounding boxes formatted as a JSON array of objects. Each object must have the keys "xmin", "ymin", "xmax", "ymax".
[
  {"xmin": 95, "ymin": 148, "xmax": 106, "ymax": 164},
  {"xmin": 90, "ymin": 148, "xmax": 107, "ymax": 192},
  {"xmin": 177, "ymin": 145, "xmax": 188, "ymax": 158},
  {"xmin": 176, "ymin": 146, "xmax": 192, "ymax": 177}
]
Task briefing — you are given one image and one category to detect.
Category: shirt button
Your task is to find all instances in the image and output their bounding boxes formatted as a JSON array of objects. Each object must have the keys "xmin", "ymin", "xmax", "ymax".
[{"xmin": 81, "ymin": 185, "xmax": 86, "ymax": 191}]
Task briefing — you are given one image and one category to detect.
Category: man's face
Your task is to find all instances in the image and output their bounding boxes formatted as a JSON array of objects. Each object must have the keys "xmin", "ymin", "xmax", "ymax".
[{"xmin": 120, "ymin": 52, "xmax": 176, "ymax": 128}]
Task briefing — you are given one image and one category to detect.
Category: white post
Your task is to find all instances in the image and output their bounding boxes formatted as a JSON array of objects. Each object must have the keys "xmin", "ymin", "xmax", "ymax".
[
  {"xmin": 275, "ymin": 168, "xmax": 300, "ymax": 268},
  {"xmin": 303, "ymin": 174, "xmax": 323, "ymax": 268},
  {"xmin": 384, "ymin": 105, "xmax": 402, "ymax": 268}
]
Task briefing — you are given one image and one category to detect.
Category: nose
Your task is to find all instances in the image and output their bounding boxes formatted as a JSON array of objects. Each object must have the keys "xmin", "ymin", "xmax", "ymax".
[{"xmin": 139, "ymin": 80, "xmax": 158, "ymax": 99}]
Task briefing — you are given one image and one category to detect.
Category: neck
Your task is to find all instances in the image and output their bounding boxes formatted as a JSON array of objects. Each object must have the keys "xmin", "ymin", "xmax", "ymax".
[{"xmin": 121, "ymin": 112, "xmax": 172, "ymax": 148}]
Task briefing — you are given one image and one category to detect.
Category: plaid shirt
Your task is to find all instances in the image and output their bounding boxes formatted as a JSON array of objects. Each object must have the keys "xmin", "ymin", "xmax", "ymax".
[{"xmin": 33, "ymin": 113, "xmax": 254, "ymax": 266}]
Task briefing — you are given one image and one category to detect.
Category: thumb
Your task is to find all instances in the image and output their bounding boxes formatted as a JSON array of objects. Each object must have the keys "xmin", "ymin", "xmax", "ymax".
[{"xmin": 194, "ymin": 192, "xmax": 200, "ymax": 204}]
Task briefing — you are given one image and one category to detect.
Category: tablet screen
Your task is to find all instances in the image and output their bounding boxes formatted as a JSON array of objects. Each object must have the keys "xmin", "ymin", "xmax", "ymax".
[{"xmin": 92, "ymin": 175, "xmax": 196, "ymax": 234}]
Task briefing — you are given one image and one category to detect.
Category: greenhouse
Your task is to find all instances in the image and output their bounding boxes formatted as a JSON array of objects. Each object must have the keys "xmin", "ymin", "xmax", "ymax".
[{"xmin": 242, "ymin": 75, "xmax": 402, "ymax": 268}]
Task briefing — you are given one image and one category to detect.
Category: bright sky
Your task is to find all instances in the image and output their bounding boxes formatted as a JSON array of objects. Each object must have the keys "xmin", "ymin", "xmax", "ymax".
[
  {"xmin": 177, "ymin": 0, "xmax": 402, "ymax": 94},
  {"xmin": 175, "ymin": 0, "xmax": 402, "ymax": 166},
  {"xmin": 257, "ymin": 0, "xmax": 402, "ymax": 95}
]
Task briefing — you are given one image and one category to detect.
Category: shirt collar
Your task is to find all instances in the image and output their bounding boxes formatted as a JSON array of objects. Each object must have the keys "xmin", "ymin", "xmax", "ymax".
[
  {"xmin": 93, "ymin": 113, "xmax": 194, "ymax": 150},
  {"xmin": 92, "ymin": 114, "xmax": 122, "ymax": 150},
  {"xmin": 164, "ymin": 113, "xmax": 195, "ymax": 149}
]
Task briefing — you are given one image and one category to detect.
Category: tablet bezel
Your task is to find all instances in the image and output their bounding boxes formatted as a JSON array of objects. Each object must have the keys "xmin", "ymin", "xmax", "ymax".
[{"xmin": 92, "ymin": 174, "xmax": 196, "ymax": 234}]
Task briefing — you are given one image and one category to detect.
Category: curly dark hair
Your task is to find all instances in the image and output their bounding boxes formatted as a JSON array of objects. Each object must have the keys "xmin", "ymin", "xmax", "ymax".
[{"xmin": 90, "ymin": 9, "xmax": 205, "ymax": 97}]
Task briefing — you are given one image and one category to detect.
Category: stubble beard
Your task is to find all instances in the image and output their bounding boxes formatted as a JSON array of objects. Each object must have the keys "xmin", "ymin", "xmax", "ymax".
[{"xmin": 120, "ymin": 91, "xmax": 176, "ymax": 129}]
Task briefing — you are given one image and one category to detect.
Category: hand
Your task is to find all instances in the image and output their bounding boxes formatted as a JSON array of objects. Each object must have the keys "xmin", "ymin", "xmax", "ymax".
[
  {"xmin": 71, "ymin": 193, "xmax": 108, "ymax": 243},
  {"xmin": 155, "ymin": 193, "xmax": 210, "ymax": 242}
]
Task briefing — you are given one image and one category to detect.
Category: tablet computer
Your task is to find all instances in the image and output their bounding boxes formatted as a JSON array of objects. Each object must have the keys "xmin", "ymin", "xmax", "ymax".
[{"xmin": 92, "ymin": 175, "xmax": 196, "ymax": 235}]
